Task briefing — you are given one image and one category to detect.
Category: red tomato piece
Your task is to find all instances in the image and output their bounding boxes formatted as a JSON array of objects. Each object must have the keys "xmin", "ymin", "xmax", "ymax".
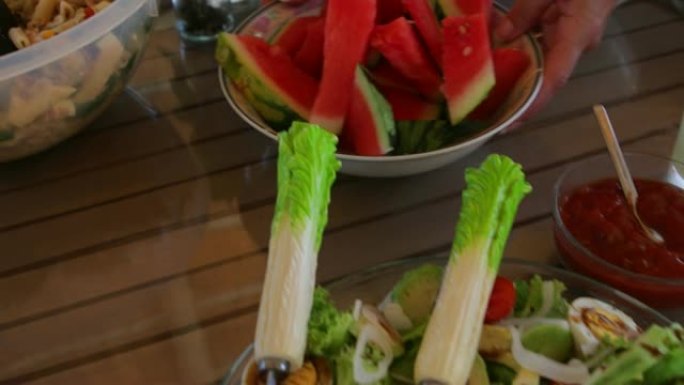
[{"xmin": 484, "ymin": 276, "xmax": 516, "ymax": 323}]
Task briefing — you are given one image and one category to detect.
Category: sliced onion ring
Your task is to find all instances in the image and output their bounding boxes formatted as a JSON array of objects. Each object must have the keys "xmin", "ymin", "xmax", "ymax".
[
  {"xmin": 500, "ymin": 317, "xmax": 570, "ymax": 330},
  {"xmin": 509, "ymin": 326, "xmax": 589, "ymax": 384},
  {"xmin": 353, "ymin": 324, "xmax": 394, "ymax": 384},
  {"xmin": 533, "ymin": 281, "xmax": 555, "ymax": 317}
]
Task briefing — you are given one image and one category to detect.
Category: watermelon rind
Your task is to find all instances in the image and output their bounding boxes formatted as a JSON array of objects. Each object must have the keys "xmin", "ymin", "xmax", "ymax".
[
  {"xmin": 345, "ymin": 65, "xmax": 396, "ymax": 155},
  {"xmin": 216, "ymin": 33, "xmax": 315, "ymax": 131},
  {"xmin": 356, "ymin": 66, "xmax": 396, "ymax": 152},
  {"xmin": 445, "ymin": 62, "xmax": 495, "ymax": 125},
  {"xmin": 395, "ymin": 119, "xmax": 487, "ymax": 154}
]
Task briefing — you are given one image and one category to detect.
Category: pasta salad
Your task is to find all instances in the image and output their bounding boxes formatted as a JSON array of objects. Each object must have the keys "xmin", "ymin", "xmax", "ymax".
[{"xmin": 4, "ymin": 0, "xmax": 114, "ymax": 51}]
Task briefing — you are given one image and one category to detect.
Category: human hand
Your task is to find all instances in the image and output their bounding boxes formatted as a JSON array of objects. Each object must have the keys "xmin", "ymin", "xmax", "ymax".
[{"xmin": 495, "ymin": 0, "xmax": 618, "ymax": 118}]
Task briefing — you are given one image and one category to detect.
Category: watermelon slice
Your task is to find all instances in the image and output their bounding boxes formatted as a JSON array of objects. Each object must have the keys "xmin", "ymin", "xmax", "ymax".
[
  {"xmin": 310, "ymin": 0, "xmax": 377, "ymax": 134},
  {"xmin": 216, "ymin": 34, "xmax": 319, "ymax": 130},
  {"xmin": 270, "ymin": 16, "xmax": 319, "ymax": 57},
  {"xmin": 293, "ymin": 17, "xmax": 325, "ymax": 78},
  {"xmin": 442, "ymin": 14, "xmax": 495, "ymax": 125},
  {"xmin": 345, "ymin": 66, "xmax": 396, "ymax": 156},
  {"xmin": 469, "ymin": 47, "xmax": 530, "ymax": 121},
  {"xmin": 377, "ymin": 0, "xmax": 405, "ymax": 23},
  {"xmin": 370, "ymin": 17, "xmax": 442, "ymax": 101},
  {"xmin": 378, "ymin": 84, "xmax": 442, "ymax": 121},
  {"xmin": 437, "ymin": 0, "xmax": 492, "ymax": 17},
  {"xmin": 369, "ymin": 61, "xmax": 417, "ymax": 94},
  {"xmin": 402, "ymin": 0, "xmax": 442, "ymax": 65}
]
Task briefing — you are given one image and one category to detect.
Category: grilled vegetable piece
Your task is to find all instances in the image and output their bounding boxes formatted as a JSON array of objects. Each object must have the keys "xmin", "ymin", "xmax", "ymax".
[
  {"xmin": 414, "ymin": 154, "xmax": 531, "ymax": 385},
  {"xmin": 254, "ymin": 122, "xmax": 341, "ymax": 369}
]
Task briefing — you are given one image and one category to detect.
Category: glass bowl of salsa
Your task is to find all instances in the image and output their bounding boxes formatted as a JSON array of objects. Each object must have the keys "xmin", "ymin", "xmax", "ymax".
[{"xmin": 553, "ymin": 152, "xmax": 684, "ymax": 308}]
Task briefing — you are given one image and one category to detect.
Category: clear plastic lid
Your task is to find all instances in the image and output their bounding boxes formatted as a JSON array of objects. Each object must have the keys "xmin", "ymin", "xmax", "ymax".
[{"xmin": 0, "ymin": 0, "xmax": 155, "ymax": 81}]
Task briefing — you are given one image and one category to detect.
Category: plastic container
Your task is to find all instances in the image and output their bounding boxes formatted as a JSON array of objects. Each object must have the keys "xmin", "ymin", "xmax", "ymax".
[
  {"xmin": 220, "ymin": 255, "xmax": 670, "ymax": 385},
  {"xmin": 553, "ymin": 152, "xmax": 684, "ymax": 308},
  {"xmin": 0, "ymin": 0, "xmax": 157, "ymax": 162}
]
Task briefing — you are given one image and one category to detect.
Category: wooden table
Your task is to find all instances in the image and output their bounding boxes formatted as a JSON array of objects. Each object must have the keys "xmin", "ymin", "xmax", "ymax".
[{"xmin": 1, "ymin": 1, "xmax": 683, "ymax": 383}]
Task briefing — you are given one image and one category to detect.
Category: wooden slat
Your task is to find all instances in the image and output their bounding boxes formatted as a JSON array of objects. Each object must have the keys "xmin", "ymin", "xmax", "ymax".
[
  {"xmin": 0, "ymin": 101, "xmax": 244, "ymax": 195},
  {"xmin": 574, "ymin": 20, "xmax": 684, "ymax": 77},
  {"xmin": 1, "ymin": 49, "xmax": 681, "ymax": 235},
  {"xmin": 1, "ymin": 88, "xmax": 680, "ymax": 381},
  {"xmin": 604, "ymin": 1, "xmax": 681, "ymax": 37},
  {"xmin": 87, "ymin": 70, "xmax": 225, "ymax": 132},
  {"xmin": 533, "ymin": 51, "xmax": 684, "ymax": 123},
  {"xmin": 1, "ymin": 85, "xmax": 680, "ymax": 297},
  {"xmin": 0, "ymin": 8, "xmax": 678, "ymax": 196},
  {"xmin": 15, "ymin": 130, "xmax": 679, "ymax": 385},
  {"xmin": 129, "ymin": 46, "xmax": 216, "ymax": 88}
]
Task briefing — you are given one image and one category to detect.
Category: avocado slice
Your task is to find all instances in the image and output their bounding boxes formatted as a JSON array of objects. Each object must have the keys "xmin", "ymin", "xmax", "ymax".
[
  {"xmin": 468, "ymin": 355, "xmax": 490, "ymax": 385},
  {"xmin": 521, "ymin": 324, "xmax": 574, "ymax": 363}
]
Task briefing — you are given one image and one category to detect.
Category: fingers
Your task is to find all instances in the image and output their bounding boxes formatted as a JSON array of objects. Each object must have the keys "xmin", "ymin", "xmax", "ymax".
[
  {"xmin": 495, "ymin": 0, "xmax": 553, "ymax": 41},
  {"xmin": 523, "ymin": 34, "xmax": 584, "ymax": 118}
]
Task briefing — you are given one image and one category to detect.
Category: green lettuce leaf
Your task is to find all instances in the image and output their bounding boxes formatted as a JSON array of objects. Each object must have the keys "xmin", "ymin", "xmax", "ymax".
[
  {"xmin": 272, "ymin": 121, "xmax": 341, "ymax": 251},
  {"xmin": 451, "ymin": 154, "xmax": 532, "ymax": 269},
  {"xmin": 513, "ymin": 275, "xmax": 569, "ymax": 318},
  {"xmin": 306, "ymin": 287, "xmax": 354, "ymax": 357}
]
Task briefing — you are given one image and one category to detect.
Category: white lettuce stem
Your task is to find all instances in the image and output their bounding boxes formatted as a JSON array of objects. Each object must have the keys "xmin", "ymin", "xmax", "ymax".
[
  {"xmin": 254, "ymin": 216, "xmax": 317, "ymax": 369},
  {"xmin": 414, "ymin": 240, "xmax": 496, "ymax": 385}
]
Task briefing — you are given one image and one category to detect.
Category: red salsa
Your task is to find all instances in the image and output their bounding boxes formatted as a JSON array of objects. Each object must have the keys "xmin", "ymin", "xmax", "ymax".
[{"xmin": 560, "ymin": 178, "xmax": 684, "ymax": 279}]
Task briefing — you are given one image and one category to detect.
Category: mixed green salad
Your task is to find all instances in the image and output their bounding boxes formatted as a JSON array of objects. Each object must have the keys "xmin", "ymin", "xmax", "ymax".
[
  {"xmin": 254, "ymin": 271, "xmax": 683, "ymax": 385},
  {"xmin": 248, "ymin": 122, "xmax": 682, "ymax": 385}
]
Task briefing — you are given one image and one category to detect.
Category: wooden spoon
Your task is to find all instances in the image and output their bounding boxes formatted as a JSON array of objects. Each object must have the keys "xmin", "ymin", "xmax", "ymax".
[{"xmin": 593, "ymin": 104, "xmax": 665, "ymax": 244}]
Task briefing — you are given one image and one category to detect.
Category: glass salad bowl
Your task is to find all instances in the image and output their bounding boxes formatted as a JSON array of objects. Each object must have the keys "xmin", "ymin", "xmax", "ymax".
[
  {"xmin": 220, "ymin": 255, "xmax": 670, "ymax": 385},
  {"xmin": 0, "ymin": 0, "xmax": 156, "ymax": 162},
  {"xmin": 218, "ymin": 0, "xmax": 544, "ymax": 177}
]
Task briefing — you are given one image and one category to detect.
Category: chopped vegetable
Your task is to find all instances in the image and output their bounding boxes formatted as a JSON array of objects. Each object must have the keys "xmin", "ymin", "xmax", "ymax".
[
  {"xmin": 414, "ymin": 154, "xmax": 532, "ymax": 385},
  {"xmin": 335, "ymin": 345, "xmax": 392, "ymax": 385},
  {"xmin": 514, "ymin": 275, "xmax": 568, "ymax": 318},
  {"xmin": 307, "ymin": 287, "xmax": 355, "ymax": 357},
  {"xmin": 388, "ymin": 264, "xmax": 444, "ymax": 325},
  {"xmin": 521, "ymin": 323, "xmax": 574, "ymax": 362},
  {"xmin": 643, "ymin": 347, "xmax": 684, "ymax": 385},
  {"xmin": 485, "ymin": 276, "xmax": 516, "ymax": 323},
  {"xmin": 485, "ymin": 360, "xmax": 517, "ymax": 385},
  {"xmin": 586, "ymin": 324, "xmax": 684, "ymax": 385},
  {"xmin": 254, "ymin": 122, "xmax": 340, "ymax": 369}
]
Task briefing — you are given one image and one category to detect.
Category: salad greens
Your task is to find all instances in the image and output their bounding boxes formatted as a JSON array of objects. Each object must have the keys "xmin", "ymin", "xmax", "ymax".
[
  {"xmin": 307, "ymin": 288, "xmax": 355, "ymax": 357},
  {"xmin": 293, "ymin": 263, "xmax": 684, "ymax": 385},
  {"xmin": 513, "ymin": 276, "xmax": 568, "ymax": 318}
]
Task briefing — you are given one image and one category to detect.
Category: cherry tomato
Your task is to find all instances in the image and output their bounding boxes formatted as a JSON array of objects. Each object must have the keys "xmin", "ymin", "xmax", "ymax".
[
  {"xmin": 84, "ymin": 7, "xmax": 95, "ymax": 19},
  {"xmin": 484, "ymin": 276, "xmax": 516, "ymax": 323}
]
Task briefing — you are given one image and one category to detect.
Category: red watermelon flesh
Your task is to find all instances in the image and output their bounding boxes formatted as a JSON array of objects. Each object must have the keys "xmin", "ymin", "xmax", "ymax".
[
  {"xmin": 469, "ymin": 47, "xmax": 530, "ymax": 121},
  {"xmin": 216, "ymin": 34, "xmax": 319, "ymax": 129},
  {"xmin": 442, "ymin": 14, "xmax": 495, "ymax": 125},
  {"xmin": 377, "ymin": 0, "xmax": 405, "ymax": 23},
  {"xmin": 369, "ymin": 61, "xmax": 417, "ymax": 93},
  {"xmin": 402, "ymin": 0, "xmax": 442, "ymax": 65},
  {"xmin": 345, "ymin": 66, "xmax": 396, "ymax": 156},
  {"xmin": 438, "ymin": 0, "xmax": 492, "ymax": 18},
  {"xmin": 310, "ymin": 0, "xmax": 377, "ymax": 134},
  {"xmin": 378, "ymin": 84, "xmax": 442, "ymax": 121},
  {"xmin": 271, "ymin": 16, "xmax": 319, "ymax": 57},
  {"xmin": 293, "ymin": 17, "xmax": 325, "ymax": 78},
  {"xmin": 371, "ymin": 17, "xmax": 442, "ymax": 101}
]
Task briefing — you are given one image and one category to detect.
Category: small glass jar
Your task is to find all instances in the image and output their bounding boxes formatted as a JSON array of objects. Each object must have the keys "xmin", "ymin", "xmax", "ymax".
[{"xmin": 173, "ymin": 0, "xmax": 259, "ymax": 44}]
